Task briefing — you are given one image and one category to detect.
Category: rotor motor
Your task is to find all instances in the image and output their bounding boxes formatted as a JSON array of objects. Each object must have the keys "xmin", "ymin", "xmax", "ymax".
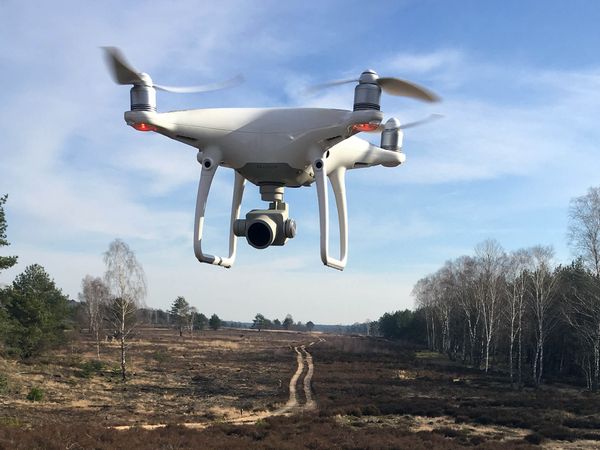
[
  {"xmin": 380, "ymin": 117, "xmax": 403, "ymax": 151},
  {"xmin": 130, "ymin": 84, "xmax": 156, "ymax": 112},
  {"xmin": 353, "ymin": 70, "xmax": 382, "ymax": 111}
]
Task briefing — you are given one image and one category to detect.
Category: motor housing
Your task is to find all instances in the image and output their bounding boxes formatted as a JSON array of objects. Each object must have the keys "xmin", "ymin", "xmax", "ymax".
[
  {"xmin": 130, "ymin": 84, "xmax": 156, "ymax": 112},
  {"xmin": 380, "ymin": 117, "xmax": 403, "ymax": 151},
  {"xmin": 353, "ymin": 70, "xmax": 381, "ymax": 111}
]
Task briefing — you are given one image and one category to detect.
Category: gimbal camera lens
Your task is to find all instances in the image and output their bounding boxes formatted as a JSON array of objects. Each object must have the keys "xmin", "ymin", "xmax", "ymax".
[{"xmin": 246, "ymin": 219, "xmax": 275, "ymax": 249}]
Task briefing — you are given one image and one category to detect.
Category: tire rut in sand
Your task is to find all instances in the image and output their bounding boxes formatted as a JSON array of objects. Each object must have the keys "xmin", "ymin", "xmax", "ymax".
[
  {"xmin": 113, "ymin": 339, "xmax": 323, "ymax": 430},
  {"xmin": 300, "ymin": 346, "xmax": 316, "ymax": 410},
  {"xmin": 276, "ymin": 341, "xmax": 319, "ymax": 415}
]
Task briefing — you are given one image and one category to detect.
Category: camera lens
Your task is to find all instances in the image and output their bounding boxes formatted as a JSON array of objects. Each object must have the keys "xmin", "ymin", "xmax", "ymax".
[{"xmin": 247, "ymin": 220, "xmax": 274, "ymax": 249}]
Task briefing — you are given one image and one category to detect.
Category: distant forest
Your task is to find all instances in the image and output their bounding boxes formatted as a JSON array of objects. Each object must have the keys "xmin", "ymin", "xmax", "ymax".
[{"xmin": 375, "ymin": 186, "xmax": 600, "ymax": 392}]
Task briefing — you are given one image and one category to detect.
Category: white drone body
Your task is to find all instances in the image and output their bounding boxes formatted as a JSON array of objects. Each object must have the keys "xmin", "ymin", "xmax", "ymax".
[{"xmin": 104, "ymin": 48, "xmax": 440, "ymax": 270}]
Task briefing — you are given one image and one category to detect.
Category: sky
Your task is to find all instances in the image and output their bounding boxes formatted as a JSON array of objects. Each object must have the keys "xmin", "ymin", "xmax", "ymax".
[{"xmin": 1, "ymin": 1, "xmax": 600, "ymax": 324}]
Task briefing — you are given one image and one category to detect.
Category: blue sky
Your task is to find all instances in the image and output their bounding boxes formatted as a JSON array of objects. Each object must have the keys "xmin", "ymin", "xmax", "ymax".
[{"xmin": 1, "ymin": 1, "xmax": 600, "ymax": 324}]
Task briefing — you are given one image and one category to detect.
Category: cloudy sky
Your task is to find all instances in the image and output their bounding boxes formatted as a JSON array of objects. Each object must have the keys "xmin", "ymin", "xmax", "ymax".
[{"xmin": 1, "ymin": 1, "xmax": 599, "ymax": 324}]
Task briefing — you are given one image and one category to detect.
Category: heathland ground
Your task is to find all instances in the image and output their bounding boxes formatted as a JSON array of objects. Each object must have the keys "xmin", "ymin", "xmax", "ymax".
[{"xmin": 1, "ymin": 328, "xmax": 600, "ymax": 449}]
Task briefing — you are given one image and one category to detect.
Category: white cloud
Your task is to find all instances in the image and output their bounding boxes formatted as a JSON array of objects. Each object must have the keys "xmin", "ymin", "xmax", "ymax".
[{"xmin": 389, "ymin": 49, "xmax": 465, "ymax": 75}]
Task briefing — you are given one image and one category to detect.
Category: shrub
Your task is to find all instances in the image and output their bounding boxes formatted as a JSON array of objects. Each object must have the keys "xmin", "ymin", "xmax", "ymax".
[
  {"xmin": 474, "ymin": 415, "xmax": 492, "ymax": 425},
  {"xmin": 0, "ymin": 373, "xmax": 8, "ymax": 394},
  {"xmin": 434, "ymin": 427, "xmax": 462, "ymax": 438},
  {"xmin": 469, "ymin": 435, "xmax": 485, "ymax": 445},
  {"xmin": 152, "ymin": 350, "xmax": 170, "ymax": 365},
  {"xmin": 78, "ymin": 360, "xmax": 104, "ymax": 378},
  {"xmin": 26, "ymin": 386, "xmax": 44, "ymax": 402},
  {"xmin": 362, "ymin": 404, "xmax": 380, "ymax": 416},
  {"xmin": 563, "ymin": 416, "xmax": 600, "ymax": 429},
  {"xmin": 524, "ymin": 433, "xmax": 544, "ymax": 445},
  {"xmin": 537, "ymin": 425, "xmax": 577, "ymax": 441},
  {"xmin": 347, "ymin": 407, "xmax": 362, "ymax": 417}
]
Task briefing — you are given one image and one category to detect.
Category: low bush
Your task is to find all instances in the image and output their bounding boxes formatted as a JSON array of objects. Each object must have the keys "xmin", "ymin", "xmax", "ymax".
[
  {"xmin": 0, "ymin": 373, "xmax": 8, "ymax": 394},
  {"xmin": 563, "ymin": 416, "xmax": 600, "ymax": 429},
  {"xmin": 361, "ymin": 404, "xmax": 380, "ymax": 416},
  {"xmin": 26, "ymin": 387, "xmax": 44, "ymax": 402},
  {"xmin": 524, "ymin": 433, "xmax": 544, "ymax": 445},
  {"xmin": 151, "ymin": 350, "xmax": 170, "ymax": 366},
  {"xmin": 78, "ymin": 360, "xmax": 104, "ymax": 378},
  {"xmin": 347, "ymin": 407, "xmax": 362, "ymax": 417},
  {"xmin": 537, "ymin": 425, "xmax": 577, "ymax": 441}
]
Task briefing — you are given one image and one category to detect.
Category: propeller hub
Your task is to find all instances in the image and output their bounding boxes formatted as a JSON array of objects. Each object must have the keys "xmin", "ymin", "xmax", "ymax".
[
  {"xmin": 359, "ymin": 70, "xmax": 379, "ymax": 84},
  {"xmin": 137, "ymin": 72, "xmax": 153, "ymax": 86},
  {"xmin": 384, "ymin": 117, "xmax": 401, "ymax": 130}
]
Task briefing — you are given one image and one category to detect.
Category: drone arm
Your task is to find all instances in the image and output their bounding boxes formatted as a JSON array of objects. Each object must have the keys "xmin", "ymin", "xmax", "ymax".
[
  {"xmin": 193, "ymin": 152, "xmax": 246, "ymax": 268},
  {"xmin": 314, "ymin": 157, "xmax": 348, "ymax": 271}
]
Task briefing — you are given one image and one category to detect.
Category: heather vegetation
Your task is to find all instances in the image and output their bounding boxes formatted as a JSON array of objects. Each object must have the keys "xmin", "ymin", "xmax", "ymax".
[{"xmin": 1, "ymin": 329, "xmax": 599, "ymax": 448}]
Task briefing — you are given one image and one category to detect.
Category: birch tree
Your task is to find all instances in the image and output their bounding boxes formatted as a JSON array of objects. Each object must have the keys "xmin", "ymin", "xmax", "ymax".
[
  {"xmin": 561, "ymin": 262, "xmax": 600, "ymax": 390},
  {"xmin": 475, "ymin": 239, "xmax": 506, "ymax": 373},
  {"xmin": 103, "ymin": 239, "xmax": 146, "ymax": 382},
  {"xmin": 436, "ymin": 264, "xmax": 458, "ymax": 357},
  {"xmin": 504, "ymin": 249, "xmax": 532, "ymax": 388},
  {"xmin": 79, "ymin": 275, "xmax": 109, "ymax": 358},
  {"xmin": 413, "ymin": 277, "xmax": 436, "ymax": 350},
  {"xmin": 527, "ymin": 245, "xmax": 558, "ymax": 386},
  {"xmin": 568, "ymin": 187, "xmax": 600, "ymax": 278},
  {"xmin": 188, "ymin": 306, "xmax": 197, "ymax": 337},
  {"xmin": 453, "ymin": 256, "xmax": 480, "ymax": 365}
]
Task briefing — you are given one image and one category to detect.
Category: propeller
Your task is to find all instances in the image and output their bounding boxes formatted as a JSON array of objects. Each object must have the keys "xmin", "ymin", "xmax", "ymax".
[
  {"xmin": 364, "ymin": 114, "xmax": 444, "ymax": 133},
  {"xmin": 102, "ymin": 47, "xmax": 243, "ymax": 93},
  {"xmin": 307, "ymin": 71, "xmax": 440, "ymax": 103},
  {"xmin": 397, "ymin": 113, "xmax": 444, "ymax": 130}
]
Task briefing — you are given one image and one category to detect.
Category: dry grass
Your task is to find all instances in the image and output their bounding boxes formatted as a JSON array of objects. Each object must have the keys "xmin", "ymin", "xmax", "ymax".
[{"xmin": 0, "ymin": 329, "xmax": 599, "ymax": 448}]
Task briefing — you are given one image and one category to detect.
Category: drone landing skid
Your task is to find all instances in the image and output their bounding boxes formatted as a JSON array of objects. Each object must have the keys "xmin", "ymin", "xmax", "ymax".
[
  {"xmin": 193, "ymin": 150, "xmax": 350, "ymax": 271},
  {"xmin": 314, "ymin": 159, "xmax": 348, "ymax": 270},
  {"xmin": 193, "ymin": 153, "xmax": 246, "ymax": 268}
]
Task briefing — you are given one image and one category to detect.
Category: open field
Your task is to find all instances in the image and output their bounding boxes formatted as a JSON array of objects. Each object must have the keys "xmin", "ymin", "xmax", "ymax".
[{"xmin": 1, "ymin": 328, "xmax": 600, "ymax": 448}]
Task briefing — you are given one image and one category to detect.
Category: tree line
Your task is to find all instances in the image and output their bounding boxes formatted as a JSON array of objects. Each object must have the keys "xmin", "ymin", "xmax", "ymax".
[
  {"xmin": 251, "ymin": 313, "xmax": 314, "ymax": 332},
  {"xmin": 377, "ymin": 186, "xmax": 600, "ymax": 391}
]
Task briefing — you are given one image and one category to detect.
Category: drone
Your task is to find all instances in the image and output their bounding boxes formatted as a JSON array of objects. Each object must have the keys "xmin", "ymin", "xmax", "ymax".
[{"xmin": 103, "ymin": 47, "xmax": 440, "ymax": 270}]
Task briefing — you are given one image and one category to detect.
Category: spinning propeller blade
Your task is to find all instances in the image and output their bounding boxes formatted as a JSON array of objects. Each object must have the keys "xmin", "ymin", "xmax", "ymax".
[
  {"xmin": 364, "ymin": 114, "xmax": 444, "ymax": 133},
  {"xmin": 154, "ymin": 75, "xmax": 245, "ymax": 94},
  {"xmin": 377, "ymin": 78, "xmax": 439, "ymax": 102},
  {"xmin": 103, "ymin": 47, "xmax": 145, "ymax": 85},
  {"xmin": 102, "ymin": 46, "xmax": 243, "ymax": 93},
  {"xmin": 306, "ymin": 72, "xmax": 440, "ymax": 103},
  {"xmin": 304, "ymin": 78, "xmax": 358, "ymax": 94},
  {"xmin": 399, "ymin": 113, "xmax": 444, "ymax": 129}
]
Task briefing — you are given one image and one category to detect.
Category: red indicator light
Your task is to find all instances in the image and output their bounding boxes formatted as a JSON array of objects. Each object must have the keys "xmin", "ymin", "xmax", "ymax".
[
  {"xmin": 351, "ymin": 123, "xmax": 379, "ymax": 133},
  {"xmin": 132, "ymin": 122, "xmax": 157, "ymax": 132}
]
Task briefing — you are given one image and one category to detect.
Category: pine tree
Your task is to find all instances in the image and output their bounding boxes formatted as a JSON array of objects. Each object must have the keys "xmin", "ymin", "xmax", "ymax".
[
  {"xmin": 208, "ymin": 314, "xmax": 221, "ymax": 330},
  {"xmin": 170, "ymin": 296, "xmax": 190, "ymax": 337},
  {"xmin": 3, "ymin": 264, "xmax": 69, "ymax": 357},
  {"xmin": 0, "ymin": 195, "xmax": 18, "ymax": 273}
]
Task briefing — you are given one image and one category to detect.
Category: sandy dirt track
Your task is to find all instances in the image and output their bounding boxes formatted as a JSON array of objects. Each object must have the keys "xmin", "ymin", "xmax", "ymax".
[
  {"xmin": 114, "ymin": 338, "xmax": 322, "ymax": 430},
  {"xmin": 276, "ymin": 342, "xmax": 317, "ymax": 414}
]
